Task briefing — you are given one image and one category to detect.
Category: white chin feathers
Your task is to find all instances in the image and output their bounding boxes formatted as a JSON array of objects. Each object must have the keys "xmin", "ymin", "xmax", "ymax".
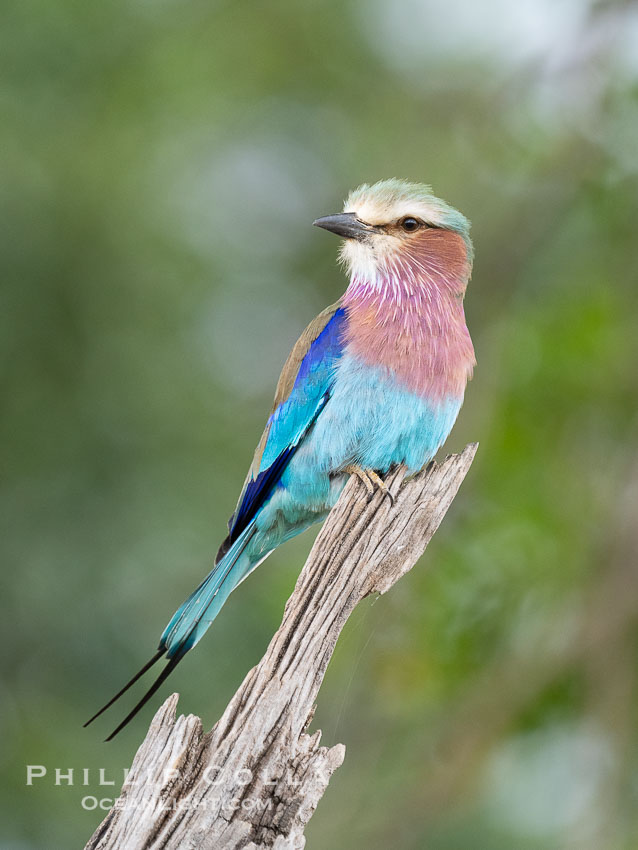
[{"xmin": 338, "ymin": 237, "xmax": 398, "ymax": 285}]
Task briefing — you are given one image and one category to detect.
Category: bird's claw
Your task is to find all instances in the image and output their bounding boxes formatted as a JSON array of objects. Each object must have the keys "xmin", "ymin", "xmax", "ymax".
[
  {"xmin": 366, "ymin": 469, "xmax": 395, "ymax": 507},
  {"xmin": 344, "ymin": 465, "xmax": 394, "ymax": 507}
]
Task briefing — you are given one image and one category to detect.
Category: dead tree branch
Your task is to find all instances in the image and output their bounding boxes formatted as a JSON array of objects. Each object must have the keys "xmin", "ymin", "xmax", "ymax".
[{"xmin": 86, "ymin": 444, "xmax": 477, "ymax": 850}]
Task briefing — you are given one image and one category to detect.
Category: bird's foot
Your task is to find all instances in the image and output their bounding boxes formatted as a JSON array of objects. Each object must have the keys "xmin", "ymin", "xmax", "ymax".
[{"xmin": 344, "ymin": 465, "xmax": 394, "ymax": 506}]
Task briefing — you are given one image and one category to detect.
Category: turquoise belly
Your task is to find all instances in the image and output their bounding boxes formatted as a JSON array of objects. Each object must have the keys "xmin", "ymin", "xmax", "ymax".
[{"xmin": 252, "ymin": 354, "xmax": 463, "ymax": 551}]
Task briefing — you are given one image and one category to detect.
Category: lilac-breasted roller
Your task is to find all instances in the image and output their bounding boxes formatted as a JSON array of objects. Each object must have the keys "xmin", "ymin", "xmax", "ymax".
[{"xmin": 86, "ymin": 179, "xmax": 475, "ymax": 739}]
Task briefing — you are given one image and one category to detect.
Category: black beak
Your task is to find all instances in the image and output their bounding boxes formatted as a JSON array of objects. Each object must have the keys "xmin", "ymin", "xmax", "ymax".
[{"xmin": 313, "ymin": 212, "xmax": 377, "ymax": 241}]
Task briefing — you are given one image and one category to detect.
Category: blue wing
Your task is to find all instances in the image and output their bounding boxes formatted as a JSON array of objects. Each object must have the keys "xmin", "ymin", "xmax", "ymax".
[
  {"xmin": 216, "ymin": 302, "xmax": 346, "ymax": 560},
  {"xmin": 87, "ymin": 302, "xmax": 347, "ymax": 739}
]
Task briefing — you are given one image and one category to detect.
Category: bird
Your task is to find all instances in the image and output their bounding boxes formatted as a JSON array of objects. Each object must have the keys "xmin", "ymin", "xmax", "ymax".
[{"xmin": 85, "ymin": 178, "xmax": 476, "ymax": 740}]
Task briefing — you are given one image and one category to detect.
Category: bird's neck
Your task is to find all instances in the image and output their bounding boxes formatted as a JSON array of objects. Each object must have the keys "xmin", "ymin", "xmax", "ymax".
[{"xmin": 342, "ymin": 229, "xmax": 475, "ymax": 401}]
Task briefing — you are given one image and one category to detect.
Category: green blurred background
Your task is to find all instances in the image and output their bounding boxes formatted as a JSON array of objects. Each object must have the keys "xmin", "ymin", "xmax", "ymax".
[{"xmin": 3, "ymin": 0, "xmax": 638, "ymax": 847}]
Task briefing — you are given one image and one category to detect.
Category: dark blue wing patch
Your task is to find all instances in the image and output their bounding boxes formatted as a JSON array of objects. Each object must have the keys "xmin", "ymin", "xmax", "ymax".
[
  {"xmin": 226, "ymin": 445, "xmax": 294, "ymax": 547},
  {"xmin": 223, "ymin": 308, "xmax": 346, "ymax": 550}
]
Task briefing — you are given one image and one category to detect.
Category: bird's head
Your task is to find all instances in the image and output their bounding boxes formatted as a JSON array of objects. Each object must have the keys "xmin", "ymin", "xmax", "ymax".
[{"xmin": 314, "ymin": 179, "xmax": 472, "ymax": 293}]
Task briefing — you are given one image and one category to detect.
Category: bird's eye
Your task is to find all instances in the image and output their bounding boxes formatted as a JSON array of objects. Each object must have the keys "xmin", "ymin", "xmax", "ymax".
[{"xmin": 400, "ymin": 217, "xmax": 421, "ymax": 232}]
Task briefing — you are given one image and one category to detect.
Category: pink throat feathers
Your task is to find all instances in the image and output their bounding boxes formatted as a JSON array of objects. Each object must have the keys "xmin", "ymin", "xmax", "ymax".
[{"xmin": 342, "ymin": 229, "xmax": 475, "ymax": 402}]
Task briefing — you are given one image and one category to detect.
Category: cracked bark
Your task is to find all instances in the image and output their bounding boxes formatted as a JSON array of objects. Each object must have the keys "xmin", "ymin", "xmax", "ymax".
[{"xmin": 85, "ymin": 443, "xmax": 477, "ymax": 850}]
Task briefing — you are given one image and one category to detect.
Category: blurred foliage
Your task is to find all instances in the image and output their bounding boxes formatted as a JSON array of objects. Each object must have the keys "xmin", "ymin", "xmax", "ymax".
[{"xmin": 2, "ymin": 0, "xmax": 638, "ymax": 847}]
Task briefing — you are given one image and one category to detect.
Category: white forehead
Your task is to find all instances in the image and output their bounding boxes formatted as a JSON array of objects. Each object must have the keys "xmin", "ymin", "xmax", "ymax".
[
  {"xmin": 344, "ymin": 192, "xmax": 445, "ymax": 228},
  {"xmin": 340, "ymin": 179, "xmax": 471, "ymax": 236}
]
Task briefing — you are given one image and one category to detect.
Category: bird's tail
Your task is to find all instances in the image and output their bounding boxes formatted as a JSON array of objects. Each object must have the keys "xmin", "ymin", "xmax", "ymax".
[
  {"xmin": 160, "ymin": 524, "xmax": 258, "ymax": 658},
  {"xmin": 85, "ymin": 523, "xmax": 261, "ymax": 740}
]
